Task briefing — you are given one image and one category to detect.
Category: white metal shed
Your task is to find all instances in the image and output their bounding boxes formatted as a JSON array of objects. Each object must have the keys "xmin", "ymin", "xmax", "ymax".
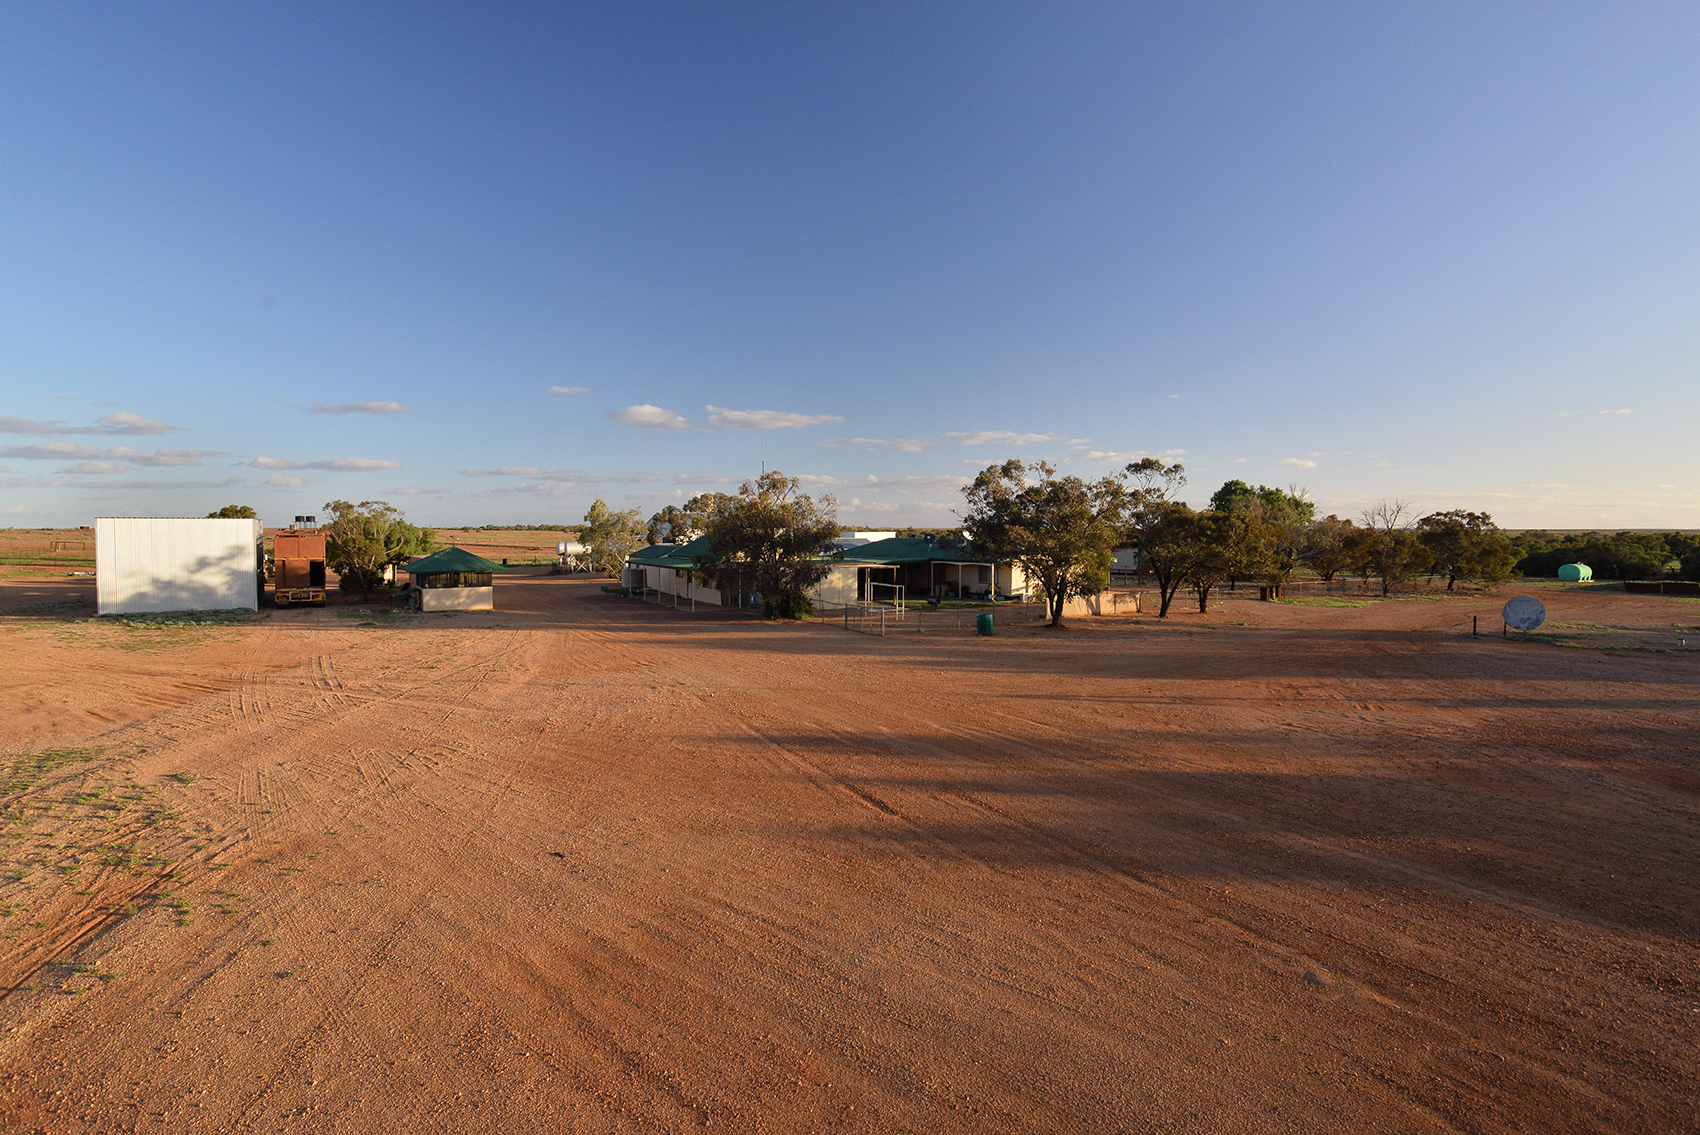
[{"xmin": 95, "ymin": 517, "xmax": 264, "ymax": 615}]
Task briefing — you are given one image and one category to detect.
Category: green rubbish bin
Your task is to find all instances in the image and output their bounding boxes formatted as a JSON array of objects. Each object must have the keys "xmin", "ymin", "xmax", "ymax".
[{"xmin": 975, "ymin": 612, "xmax": 994, "ymax": 636}]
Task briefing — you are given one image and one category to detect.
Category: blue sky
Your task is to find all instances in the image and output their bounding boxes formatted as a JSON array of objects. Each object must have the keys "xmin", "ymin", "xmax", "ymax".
[{"xmin": 2, "ymin": 3, "xmax": 1696, "ymax": 529}]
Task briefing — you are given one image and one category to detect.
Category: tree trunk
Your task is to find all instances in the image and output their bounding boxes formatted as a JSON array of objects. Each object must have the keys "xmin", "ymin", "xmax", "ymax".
[
  {"xmin": 1049, "ymin": 590, "xmax": 1065, "ymax": 627},
  {"xmin": 1196, "ymin": 584, "xmax": 1212, "ymax": 613}
]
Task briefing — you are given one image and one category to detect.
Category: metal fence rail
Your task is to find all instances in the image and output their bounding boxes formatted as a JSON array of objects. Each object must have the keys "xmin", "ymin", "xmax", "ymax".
[{"xmin": 814, "ymin": 600, "xmax": 1050, "ymax": 636}]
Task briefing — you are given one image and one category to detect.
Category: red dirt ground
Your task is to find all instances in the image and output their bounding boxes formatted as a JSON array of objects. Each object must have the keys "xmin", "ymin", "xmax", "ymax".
[{"xmin": 0, "ymin": 574, "xmax": 1696, "ymax": 1133}]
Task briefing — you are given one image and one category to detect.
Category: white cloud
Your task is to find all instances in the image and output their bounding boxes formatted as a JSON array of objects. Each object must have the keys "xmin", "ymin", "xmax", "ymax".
[
  {"xmin": 1066, "ymin": 438, "xmax": 1092, "ymax": 446},
  {"xmin": 1169, "ymin": 394, "xmax": 1181, "ymax": 399},
  {"xmin": 95, "ymin": 411, "xmax": 182, "ymax": 434},
  {"xmin": 0, "ymin": 412, "xmax": 182, "ymax": 436},
  {"xmin": 549, "ymin": 386, "xmax": 589, "ymax": 395},
  {"xmin": 944, "ymin": 430, "xmax": 1059, "ymax": 447},
  {"xmin": 845, "ymin": 499, "xmax": 899, "ymax": 511},
  {"xmin": 945, "ymin": 430, "xmax": 1058, "ymax": 447},
  {"xmin": 1080, "ymin": 448, "xmax": 1187, "ymax": 463},
  {"xmin": 672, "ymin": 473, "xmax": 740, "ymax": 485},
  {"xmin": 610, "ymin": 404, "xmax": 691, "ymax": 429},
  {"xmin": 307, "ymin": 401, "xmax": 412, "ymax": 415},
  {"xmin": 0, "ymin": 417, "xmax": 75, "ymax": 435},
  {"xmin": 823, "ymin": 437, "xmax": 932, "ymax": 452},
  {"xmin": 1279, "ymin": 457, "xmax": 1318, "ymax": 468},
  {"xmin": 100, "ymin": 476, "xmax": 247, "ymax": 490},
  {"xmin": 61, "ymin": 461, "xmax": 130, "ymax": 474},
  {"xmin": 705, "ymin": 406, "xmax": 844, "ymax": 430},
  {"xmin": 1232, "ymin": 457, "xmax": 1248, "ymax": 464},
  {"xmin": 460, "ymin": 467, "xmax": 656, "ymax": 483},
  {"xmin": 265, "ymin": 474, "xmax": 324, "ymax": 488},
  {"xmin": 474, "ymin": 481, "xmax": 582, "ymax": 498},
  {"xmin": 251, "ymin": 456, "xmax": 402, "ymax": 471},
  {"xmin": 0, "ymin": 475, "xmax": 75, "ymax": 489},
  {"xmin": 1309, "ymin": 451, "xmax": 1327, "ymax": 457},
  {"xmin": 1601, "ymin": 408, "xmax": 1634, "ymax": 415},
  {"xmin": 388, "ymin": 485, "xmax": 449, "ymax": 496},
  {"xmin": 0, "ymin": 442, "xmax": 224, "ymax": 466},
  {"xmin": 874, "ymin": 474, "xmax": 966, "ymax": 490},
  {"xmin": 826, "ymin": 473, "xmax": 971, "ymax": 491},
  {"xmin": 129, "ymin": 448, "xmax": 225, "ymax": 466}
]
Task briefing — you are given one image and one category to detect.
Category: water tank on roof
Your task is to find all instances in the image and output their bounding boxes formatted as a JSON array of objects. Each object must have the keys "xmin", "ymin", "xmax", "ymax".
[{"xmin": 1557, "ymin": 563, "xmax": 1592, "ymax": 582}]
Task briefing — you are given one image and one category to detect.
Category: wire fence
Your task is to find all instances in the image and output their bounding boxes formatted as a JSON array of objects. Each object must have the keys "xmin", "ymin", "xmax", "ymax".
[
  {"xmin": 616, "ymin": 586, "xmax": 1051, "ymax": 631},
  {"xmin": 813, "ymin": 600, "xmax": 1051, "ymax": 636}
]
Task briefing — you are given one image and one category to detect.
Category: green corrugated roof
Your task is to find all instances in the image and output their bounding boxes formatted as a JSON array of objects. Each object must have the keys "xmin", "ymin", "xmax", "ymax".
[
  {"xmin": 627, "ymin": 533, "xmax": 995, "ymax": 570},
  {"xmin": 403, "ymin": 546, "xmax": 507, "ymax": 574},
  {"xmin": 835, "ymin": 537, "xmax": 991, "ymax": 565},
  {"xmin": 626, "ymin": 534, "xmax": 713, "ymax": 569}
]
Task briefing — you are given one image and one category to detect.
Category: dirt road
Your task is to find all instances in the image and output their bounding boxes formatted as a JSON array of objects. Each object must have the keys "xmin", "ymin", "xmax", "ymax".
[{"xmin": 1, "ymin": 576, "xmax": 1696, "ymax": 1132}]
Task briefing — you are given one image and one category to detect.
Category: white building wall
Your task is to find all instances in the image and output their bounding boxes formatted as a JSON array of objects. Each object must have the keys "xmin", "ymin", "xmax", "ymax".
[
  {"xmin": 96, "ymin": 517, "xmax": 262, "ymax": 615},
  {"xmin": 812, "ymin": 564, "xmax": 861, "ymax": 606},
  {"xmin": 421, "ymin": 585, "xmax": 494, "ymax": 612},
  {"xmin": 997, "ymin": 563, "xmax": 1031, "ymax": 598}
]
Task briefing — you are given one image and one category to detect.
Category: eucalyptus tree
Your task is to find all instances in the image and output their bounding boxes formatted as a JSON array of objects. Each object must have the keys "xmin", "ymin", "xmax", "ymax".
[
  {"xmin": 961, "ymin": 459, "xmax": 1128, "ymax": 627},
  {"xmin": 698, "ymin": 471, "xmax": 839, "ymax": 619}
]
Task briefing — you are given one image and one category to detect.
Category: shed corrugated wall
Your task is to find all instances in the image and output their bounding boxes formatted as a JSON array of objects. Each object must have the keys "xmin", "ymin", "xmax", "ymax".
[{"xmin": 95, "ymin": 517, "xmax": 263, "ymax": 615}]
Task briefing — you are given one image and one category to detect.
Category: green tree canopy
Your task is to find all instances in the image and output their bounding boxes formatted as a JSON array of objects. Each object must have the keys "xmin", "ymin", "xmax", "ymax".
[
  {"xmin": 1189, "ymin": 508, "xmax": 1277, "ymax": 610},
  {"xmin": 698, "ymin": 471, "xmax": 838, "ymax": 619},
  {"xmin": 1209, "ymin": 481, "xmax": 1315, "ymax": 525},
  {"xmin": 1300, "ymin": 515, "xmax": 1361, "ymax": 582},
  {"xmin": 320, "ymin": 500, "xmax": 435, "ymax": 601},
  {"xmin": 582, "ymin": 500, "xmax": 646, "ymax": 576},
  {"xmin": 1417, "ymin": 510, "xmax": 1516, "ymax": 589},
  {"xmin": 963, "ymin": 460, "xmax": 1127, "ymax": 627},
  {"xmin": 1120, "ymin": 458, "xmax": 1193, "ymax": 617},
  {"xmin": 645, "ymin": 492, "xmax": 734, "ymax": 545},
  {"xmin": 207, "ymin": 504, "xmax": 256, "ymax": 519}
]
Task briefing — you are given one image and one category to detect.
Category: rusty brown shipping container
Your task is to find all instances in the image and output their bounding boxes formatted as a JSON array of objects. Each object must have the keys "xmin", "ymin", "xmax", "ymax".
[{"xmin": 273, "ymin": 531, "xmax": 327, "ymax": 606}]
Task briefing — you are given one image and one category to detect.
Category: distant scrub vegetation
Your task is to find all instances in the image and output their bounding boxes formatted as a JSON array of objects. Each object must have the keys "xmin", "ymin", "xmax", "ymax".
[{"xmin": 1510, "ymin": 531, "xmax": 1699, "ymax": 582}]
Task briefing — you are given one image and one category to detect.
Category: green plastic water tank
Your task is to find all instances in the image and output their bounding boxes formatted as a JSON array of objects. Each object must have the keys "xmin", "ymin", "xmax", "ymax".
[
  {"xmin": 1557, "ymin": 563, "xmax": 1592, "ymax": 582},
  {"xmin": 975, "ymin": 612, "xmax": 994, "ymax": 636}
]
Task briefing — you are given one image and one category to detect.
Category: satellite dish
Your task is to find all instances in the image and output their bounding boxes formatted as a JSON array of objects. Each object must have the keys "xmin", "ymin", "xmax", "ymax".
[{"xmin": 1502, "ymin": 595, "xmax": 1546, "ymax": 632}]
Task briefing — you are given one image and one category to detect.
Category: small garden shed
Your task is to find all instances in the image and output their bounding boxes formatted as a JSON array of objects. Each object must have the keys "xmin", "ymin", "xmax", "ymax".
[{"xmin": 403, "ymin": 547, "xmax": 506, "ymax": 611}]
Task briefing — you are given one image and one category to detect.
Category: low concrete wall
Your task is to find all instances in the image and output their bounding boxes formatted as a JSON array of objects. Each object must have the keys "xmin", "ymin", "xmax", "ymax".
[
  {"xmin": 1057, "ymin": 589, "xmax": 1143, "ymax": 618},
  {"xmin": 421, "ymin": 586, "xmax": 494, "ymax": 612}
]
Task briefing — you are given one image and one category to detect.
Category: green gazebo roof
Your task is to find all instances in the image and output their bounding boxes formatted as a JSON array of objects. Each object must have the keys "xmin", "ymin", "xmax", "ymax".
[{"xmin": 403, "ymin": 547, "xmax": 507, "ymax": 575}]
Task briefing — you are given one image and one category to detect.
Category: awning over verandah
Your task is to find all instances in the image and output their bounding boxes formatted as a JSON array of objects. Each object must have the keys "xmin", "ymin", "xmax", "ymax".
[{"xmin": 832, "ymin": 536, "xmax": 1016, "ymax": 601}]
